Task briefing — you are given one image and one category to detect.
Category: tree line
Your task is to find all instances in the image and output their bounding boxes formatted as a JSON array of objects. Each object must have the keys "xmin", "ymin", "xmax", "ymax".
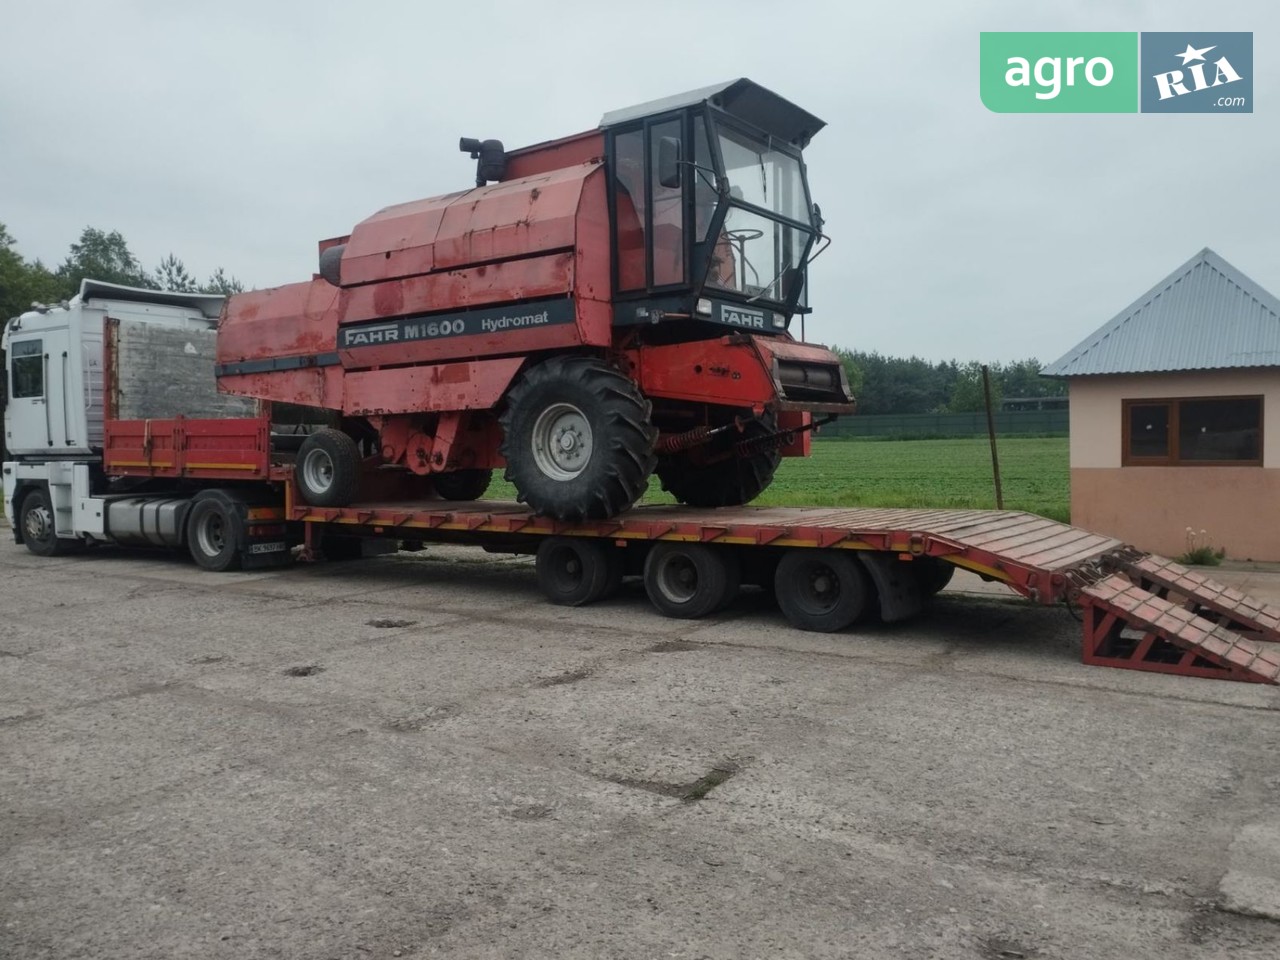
[
  {"xmin": 0, "ymin": 221, "xmax": 244, "ymax": 323},
  {"xmin": 1, "ymin": 222, "xmax": 1066, "ymax": 416},
  {"xmin": 833, "ymin": 349, "xmax": 1065, "ymax": 415}
]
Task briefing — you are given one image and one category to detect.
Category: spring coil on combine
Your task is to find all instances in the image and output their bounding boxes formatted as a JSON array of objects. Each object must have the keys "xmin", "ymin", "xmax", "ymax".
[{"xmin": 654, "ymin": 425, "xmax": 719, "ymax": 456}]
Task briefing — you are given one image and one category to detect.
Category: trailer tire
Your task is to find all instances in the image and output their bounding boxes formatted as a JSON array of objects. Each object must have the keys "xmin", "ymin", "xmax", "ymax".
[
  {"xmin": 296, "ymin": 429, "xmax": 361, "ymax": 507},
  {"xmin": 500, "ymin": 357, "xmax": 656, "ymax": 521},
  {"xmin": 774, "ymin": 550, "xmax": 870, "ymax": 632},
  {"xmin": 18, "ymin": 488, "xmax": 73, "ymax": 557},
  {"xmin": 536, "ymin": 537, "xmax": 623, "ymax": 606},
  {"xmin": 433, "ymin": 468, "xmax": 493, "ymax": 501},
  {"xmin": 643, "ymin": 542, "xmax": 740, "ymax": 619},
  {"xmin": 911, "ymin": 557, "xmax": 955, "ymax": 597},
  {"xmin": 655, "ymin": 414, "xmax": 781, "ymax": 508},
  {"xmin": 186, "ymin": 497, "xmax": 243, "ymax": 572}
]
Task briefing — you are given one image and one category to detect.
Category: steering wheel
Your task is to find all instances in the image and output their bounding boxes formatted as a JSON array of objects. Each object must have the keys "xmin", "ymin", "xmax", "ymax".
[{"xmin": 723, "ymin": 229, "xmax": 765, "ymax": 288}]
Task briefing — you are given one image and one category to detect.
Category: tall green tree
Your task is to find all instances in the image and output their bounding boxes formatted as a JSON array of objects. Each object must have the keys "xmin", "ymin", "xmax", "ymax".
[
  {"xmin": 1, "ymin": 222, "xmax": 65, "ymax": 320},
  {"xmin": 154, "ymin": 253, "xmax": 198, "ymax": 292},
  {"xmin": 949, "ymin": 361, "xmax": 1001, "ymax": 413},
  {"xmin": 57, "ymin": 227, "xmax": 156, "ymax": 292},
  {"xmin": 202, "ymin": 267, "xmax": 245, "ymax": 296}
]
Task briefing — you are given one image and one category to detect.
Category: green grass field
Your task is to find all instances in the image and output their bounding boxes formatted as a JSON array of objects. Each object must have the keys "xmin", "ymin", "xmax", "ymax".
[{"xmin": 488, "ymin": 436, "xmax": 1070, "ymax": 522}]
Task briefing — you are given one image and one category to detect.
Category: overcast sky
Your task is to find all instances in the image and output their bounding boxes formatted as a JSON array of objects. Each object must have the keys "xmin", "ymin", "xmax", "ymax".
[{"xmin": 2, "ymin": 0, "xmax": 1276, "ymax": 364}]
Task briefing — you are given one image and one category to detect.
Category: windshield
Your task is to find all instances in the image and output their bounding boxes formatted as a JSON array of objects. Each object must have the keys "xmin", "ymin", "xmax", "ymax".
[{"xmin": 716, "ymin": 125, "xmax": 810, "ymax": 224}]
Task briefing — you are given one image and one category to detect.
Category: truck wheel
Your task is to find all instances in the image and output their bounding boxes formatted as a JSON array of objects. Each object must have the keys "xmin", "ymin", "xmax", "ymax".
[
  {"xmin": 643, "ymin": 542, "xmax": 740, "ymax": 619},
  {"xmin": 296, "ymin": 428, "xmax": 361, "ymax": 506},
  {"xmin": 656, "ymin": 414, "xmax": 781, "ymax": 508},
  {"xmin": 433, "ymin": 468, "xmax": 492, "ymax": 501},
  {"xmin": 18, "ymin": 488, "xmax": 72, "ymax": 557},
  {"xmin": 774, "ymin": 550, "xmax": 870, "ymax": 632},
  {"xmin": 187, "ymin": 497, "xmax": 242, "ymax": 572},
  {"xmin": 912, "ymin": 557, "xmax": 956, "ymax": 597},
  {"xmin": 536, "ymin": 537, "xmax": 624, "ymax": 606},
  {"xmin": 500, "ymin": 357, "xmax": 656, "ymax": 520}
]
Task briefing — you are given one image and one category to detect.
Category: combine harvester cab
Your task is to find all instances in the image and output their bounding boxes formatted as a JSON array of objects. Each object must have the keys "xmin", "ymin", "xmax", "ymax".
[{"xmin": 215, "ymin": 78, "xmax": 854, "ymax": 522}]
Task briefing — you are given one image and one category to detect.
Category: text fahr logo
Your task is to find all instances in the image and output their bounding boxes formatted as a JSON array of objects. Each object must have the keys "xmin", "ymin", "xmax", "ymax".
[
  {"xmin": 719, "ymin": 305, "xmax": 767, "ymax": 329},
  {"xmin": 1140, "ymin": 33, "xmax": 1252, "ymax": 112}
]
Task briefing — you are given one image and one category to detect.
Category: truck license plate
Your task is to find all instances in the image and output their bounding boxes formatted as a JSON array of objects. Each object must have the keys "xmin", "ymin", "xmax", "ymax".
[{"xmin": 248, "ymin": 541, "xmax": 288, "ymax": 555}]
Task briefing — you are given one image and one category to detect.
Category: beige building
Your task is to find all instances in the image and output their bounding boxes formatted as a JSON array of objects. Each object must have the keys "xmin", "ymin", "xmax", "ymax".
[{"xmin": 1044, "ymin": 249, "xmax": 1280, "ymax": 561}]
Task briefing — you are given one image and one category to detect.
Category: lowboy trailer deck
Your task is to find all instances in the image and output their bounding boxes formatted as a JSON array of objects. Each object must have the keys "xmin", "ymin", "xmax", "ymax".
[
  {"xmin": 9, "ymin": 391, "xmax": 1280, "ymax": 686},
  {"xmin": 6, "ymin": 285, "xmax": 1280, "ymax": 688}
]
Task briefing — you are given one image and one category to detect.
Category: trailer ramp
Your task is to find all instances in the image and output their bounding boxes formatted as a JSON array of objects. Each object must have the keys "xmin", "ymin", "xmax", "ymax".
[{"xmin": 1080, "ymin": 556, "xmax": 1280, "ymax": 685}]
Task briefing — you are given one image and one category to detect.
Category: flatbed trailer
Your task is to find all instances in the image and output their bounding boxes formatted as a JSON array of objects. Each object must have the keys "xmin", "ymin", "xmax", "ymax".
[{"xmin": 5, "ymin": 284, "xmax": 1279, "ymax": 687}]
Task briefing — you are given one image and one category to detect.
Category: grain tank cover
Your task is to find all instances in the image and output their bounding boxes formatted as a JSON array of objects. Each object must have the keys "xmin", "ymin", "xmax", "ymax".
[{"xmin": 598, "ymin": 78, "xmax": 826, "ymax": 148}]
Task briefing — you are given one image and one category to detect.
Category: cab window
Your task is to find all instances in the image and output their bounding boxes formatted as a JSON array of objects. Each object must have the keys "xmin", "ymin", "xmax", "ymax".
[{"xmin": 11, "ymin": 339, "xmax": 43, "ymax": 399}]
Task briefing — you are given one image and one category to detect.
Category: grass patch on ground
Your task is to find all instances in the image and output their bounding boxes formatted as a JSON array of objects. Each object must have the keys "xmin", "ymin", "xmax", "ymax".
[{"xmin": 487, "ymin": 436, "xmax": 1070, "ymax": 522}]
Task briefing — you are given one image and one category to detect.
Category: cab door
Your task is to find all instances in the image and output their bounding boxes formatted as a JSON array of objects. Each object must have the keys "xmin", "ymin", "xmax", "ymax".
[{"xmin": 5, "ymin": 328, "xmax": 73, "ymax": 455}]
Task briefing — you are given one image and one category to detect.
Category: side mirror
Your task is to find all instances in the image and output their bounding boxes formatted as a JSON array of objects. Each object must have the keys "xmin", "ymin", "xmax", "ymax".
[{"xmin": 657, "ymin": 136, "xmax": 682, "ymax": 189}]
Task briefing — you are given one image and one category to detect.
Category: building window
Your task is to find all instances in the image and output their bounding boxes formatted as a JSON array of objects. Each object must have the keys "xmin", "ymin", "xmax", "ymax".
[{"xmin": 1122, "ymin": 396, "xmax": 1262, "ymax": 465}]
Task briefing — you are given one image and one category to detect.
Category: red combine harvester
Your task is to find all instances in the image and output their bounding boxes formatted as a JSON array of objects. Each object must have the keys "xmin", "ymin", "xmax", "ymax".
[{"xmin": 215, "ymin": 79, "xmax": 854, "ymax": 520}]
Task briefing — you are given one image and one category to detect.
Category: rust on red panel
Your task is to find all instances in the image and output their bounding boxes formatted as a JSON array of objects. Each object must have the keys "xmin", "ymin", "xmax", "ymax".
[{"xmin": 342, "ymin": 357, "xmax": 525, "ymax": 416}]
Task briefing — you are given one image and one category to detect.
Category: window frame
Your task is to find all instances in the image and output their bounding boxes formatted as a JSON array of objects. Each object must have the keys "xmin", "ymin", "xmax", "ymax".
[
  {"xmin": 10, "ymin": 338, "xmax": 45, "ymax": 400},
  {"xmin": 1121, "ymin": 395, "xmax": 1264, "ymax": 467}
]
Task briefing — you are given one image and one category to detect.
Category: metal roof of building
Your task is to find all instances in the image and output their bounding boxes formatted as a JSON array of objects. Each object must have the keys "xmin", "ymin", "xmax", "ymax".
[{"xmin": 1042, "ymin": 248, "xmax": 1280, "ymax": 377}]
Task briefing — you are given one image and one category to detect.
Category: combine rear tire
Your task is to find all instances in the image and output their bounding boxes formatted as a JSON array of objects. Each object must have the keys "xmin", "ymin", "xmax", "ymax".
[
  {"xmin": 656, "ymin": 414, "xmax": 781, "ymax": 508},
  {"xmin": 500, "ymin": 357, "xmax": 656, "ymax": 520},
  {"xmin": 536, "ymin": 537, "xmax": 624, "ymax": 606},
  {"xmin": 296, "ymin": 429, "xmax": 361, "ymax": 507},
  {"xmin": 18, "ymin": 488, "xmax": 72, "ymax": 557},
  {"xmin": 773, "ymin": 549, "xmax": 870, "ymax": 632},
  {"xmin": 643, "ymin": 543, "xmax": 740, "ymax": 619},
  {"xmin": 433, "ymin": 468, "xmax": 492, "ymax": 501}
]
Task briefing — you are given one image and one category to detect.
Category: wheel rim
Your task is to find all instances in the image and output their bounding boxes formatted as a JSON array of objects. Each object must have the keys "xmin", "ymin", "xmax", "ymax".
[
  {"xmin": 549, "ymin": 544, "xmax": 584, "ymax": 590},
  {"xmin": 795, "ymin": 559, "xmax": 840, "ymax": 614},
  {"xmin": 531, "ymin": 402, "xmax": 593, "ymax": 481},
  {"xmin": 656, "ymin": 553, "xmax": 699, "ymax": 604},
  {"xmin": 301, "ymin": 447, "xmax": 336, "ymax": 494},
  {"xmin": 195, "ymin": 510, "xmax": 227, "ymax": 557},
  {"xmin": 24, "ymin": 503, "xmax": 53, "ymax": 544}
]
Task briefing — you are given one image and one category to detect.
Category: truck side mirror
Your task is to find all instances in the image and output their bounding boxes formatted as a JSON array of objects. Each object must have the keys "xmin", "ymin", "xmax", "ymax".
[{"xmin": 657, "ymin": 136, "xmax": 682, "ymax": 189}]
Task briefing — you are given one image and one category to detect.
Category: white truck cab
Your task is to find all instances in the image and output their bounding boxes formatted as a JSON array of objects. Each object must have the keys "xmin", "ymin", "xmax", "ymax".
[{"xmin": 3, "ymin": 280, "xmax": 228, "ymax": 551}]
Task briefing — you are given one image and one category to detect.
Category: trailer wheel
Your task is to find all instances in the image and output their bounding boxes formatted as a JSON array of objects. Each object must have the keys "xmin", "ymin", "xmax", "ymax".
[
  {"xmin": 296, "ymin": 428, "xmax": 361, "ymax": 506},
  {"xmin": 911, "ymin": 557, "xmax": 956, "ymax": 597},
  {"xmin": 643, "ymin": 542, "xmax": 740, "ymax": 619},
  {"xmin": 656, "ymin": 414, "xmax": 781, "ymax": 508},
  {"xmin": 536, "ymin": 537, "xmax": 624, "ymax": 606},
  {"xmin": 433, "ymin": 468, "xmax": 493, "ymax": 501},
  {"xmin": 18, "ymin": 488, "xmax": 72, "ymax": 557},
  {"xmin": 500, "ymin": 357, "xmax": 656, "ymax": 520},
  {"xmin": 774, "ymin": 550, "xmax": 870, "ymax": 632},
  {"xmin": 187, "ymin": 497, "xmax": 242, "ymax": 572}
]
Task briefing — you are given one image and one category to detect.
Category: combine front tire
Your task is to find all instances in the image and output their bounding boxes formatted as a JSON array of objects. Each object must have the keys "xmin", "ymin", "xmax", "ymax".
[
  {"xmin": 656, "ymin": 415, "xmax": 781, "ymax": 508},
  {"xmin": 500, "ymin": 357, "xmax": 656, "ymax": 520},
  {"xmin": 433, "ymin": 468, "xmax": 493, "ymax": 501},
  {"xmin": 296, "ymin": 428, "xmax": 361, "ymax": 507}
]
